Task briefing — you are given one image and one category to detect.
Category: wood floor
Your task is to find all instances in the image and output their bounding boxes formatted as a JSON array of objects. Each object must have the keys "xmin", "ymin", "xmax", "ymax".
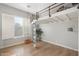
[{"xmin": 0, "ymin": 41, "xmax": 78, "ymax": 56}]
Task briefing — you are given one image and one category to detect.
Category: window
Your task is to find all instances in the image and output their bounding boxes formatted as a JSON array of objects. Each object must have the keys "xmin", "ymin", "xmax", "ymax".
[
  {"xmin": 15, "ymin": 16, "xmax": 24, "ymax": 37},
  {"xmin": 2, "ymin": 13, "xmax": 29, "ymax": 39}
]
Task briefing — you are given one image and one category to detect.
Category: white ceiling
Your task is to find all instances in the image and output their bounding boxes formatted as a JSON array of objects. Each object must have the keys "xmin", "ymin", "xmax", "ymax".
[{"xmin": 4, "ymin": 3, "xmax": 52, "ymax": 14}]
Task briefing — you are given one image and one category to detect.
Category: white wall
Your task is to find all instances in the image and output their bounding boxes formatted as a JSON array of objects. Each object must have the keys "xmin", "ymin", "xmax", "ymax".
[
  {"xmin": 40, "ymin": 13, "xmax": 78, "ymax": 51},
  {"xmin": 78, "ymin": 11, "xmax": 79, "ymax": 51},
  {"xmin": 0, "ymin": 13, "xmax": 3, "ymax": 49},
  {"xmin": 0, "ymin": 4, "xmax": 33, "ymax": 49}
]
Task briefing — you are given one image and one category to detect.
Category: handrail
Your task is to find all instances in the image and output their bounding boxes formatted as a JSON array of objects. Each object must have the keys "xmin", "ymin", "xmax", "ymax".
[
  {"xmin": 38, "ymin": 3, "xmax": 64, "ymax": 14},
  {"xmin": 36, "ymin": 3, "xmax": 78, "ymax": 20},
  {"xmin": 36, "ymin": 3, "xmax": 65, "ymax": 20},
  {"xmin": 38, "ymin": 3, "xmax": 56, "ymax": 13}
]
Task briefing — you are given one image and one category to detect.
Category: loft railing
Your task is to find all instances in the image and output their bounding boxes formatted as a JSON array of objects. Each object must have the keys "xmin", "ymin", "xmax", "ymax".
[{"xmin": 36, "ymin": 3, "xmax": 78, "ymax": 20}]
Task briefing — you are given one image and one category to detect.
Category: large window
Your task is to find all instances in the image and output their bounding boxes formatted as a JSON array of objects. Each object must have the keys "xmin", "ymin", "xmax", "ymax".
[
  {"xmin": 2, "ymin": 13, "xmax": 24, "ymax": 40},
  {"xmin": 2, "ymin": 13, "xmax": 30, "ymax": 40}
]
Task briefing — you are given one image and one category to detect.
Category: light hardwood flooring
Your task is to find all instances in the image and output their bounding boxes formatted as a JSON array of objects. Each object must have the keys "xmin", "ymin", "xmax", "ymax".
[{"xmin": 0, "ymin": 41, "xmax": 78, "ymax": 56}]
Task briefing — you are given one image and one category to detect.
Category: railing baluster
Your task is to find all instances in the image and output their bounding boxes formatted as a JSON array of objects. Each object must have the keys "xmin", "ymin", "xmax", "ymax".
[{"xmin": 49, "ymin": 6, "xmax": 51, "ymax": 17}]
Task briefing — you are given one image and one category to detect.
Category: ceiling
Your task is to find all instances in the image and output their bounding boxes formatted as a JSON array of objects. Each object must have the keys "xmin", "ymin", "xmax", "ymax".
[{"xmin": 4, "ymin": 3, "xmax": 52, "ymax": 14}]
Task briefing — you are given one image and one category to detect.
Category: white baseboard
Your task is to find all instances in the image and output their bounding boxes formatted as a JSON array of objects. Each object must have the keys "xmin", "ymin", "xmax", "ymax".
[
  {"xmin": 42, "ymin": 39, "xmax": 78, "ymax": 51},
  {"xmin": 0, "ymin": 41, "xmax": 24, "ymax": 49}
]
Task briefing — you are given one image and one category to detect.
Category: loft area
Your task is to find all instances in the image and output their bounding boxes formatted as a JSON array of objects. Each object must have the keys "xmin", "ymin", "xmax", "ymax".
[{"xmin": 36, "ymin": 3, "xmax": 78, "ymax": 19}]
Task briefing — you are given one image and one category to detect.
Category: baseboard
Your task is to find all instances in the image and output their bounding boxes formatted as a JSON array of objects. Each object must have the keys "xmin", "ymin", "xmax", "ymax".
[
  {"xmin": 42, "ymin": 39, "xmax": 78, "ymax": 52},
  {"xmin": 0, "ymin": 41, "xmax": 25, "ymax": 49}
]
